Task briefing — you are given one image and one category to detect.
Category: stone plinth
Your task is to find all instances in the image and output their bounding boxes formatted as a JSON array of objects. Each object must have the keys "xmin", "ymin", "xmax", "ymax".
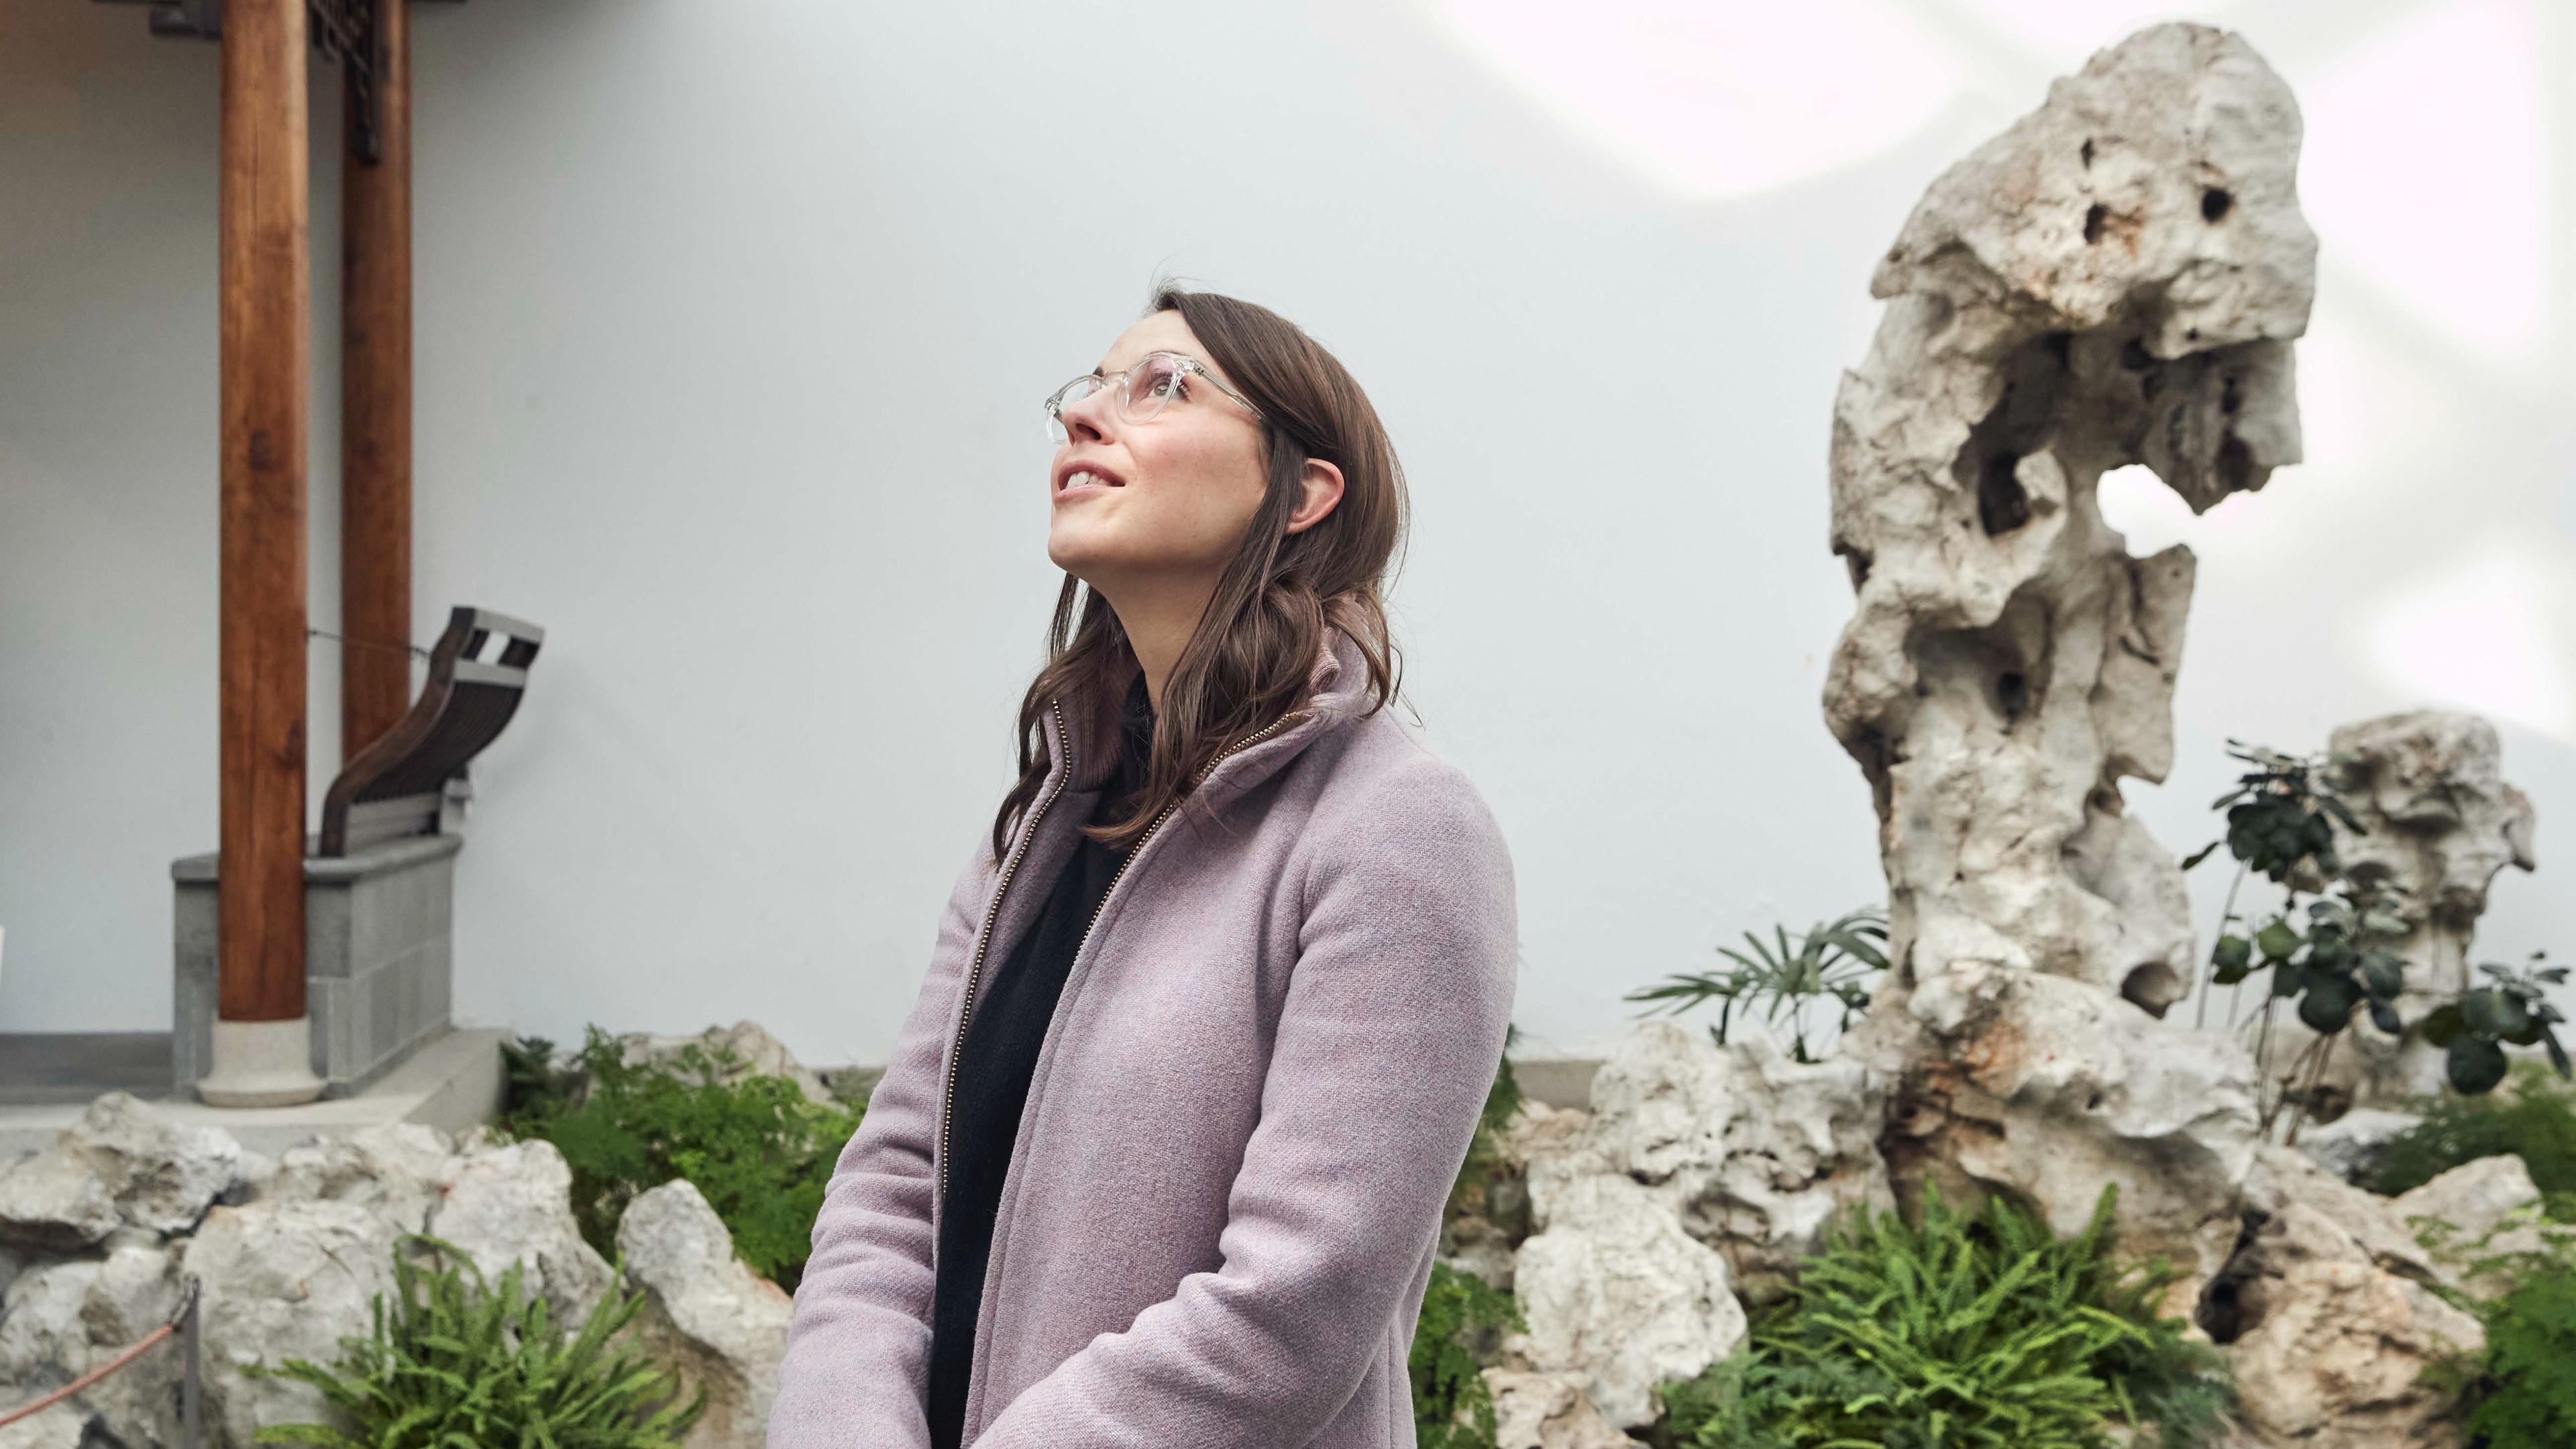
[{"xmin": 172, "ymin": 833, "xmax": 461, "ymax": 1099}]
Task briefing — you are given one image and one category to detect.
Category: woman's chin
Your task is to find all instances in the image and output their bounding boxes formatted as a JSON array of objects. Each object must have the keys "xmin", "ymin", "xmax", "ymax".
[{"xmin": 1046, "ymin": 533, "xmax": 1121, "ymax": 582}]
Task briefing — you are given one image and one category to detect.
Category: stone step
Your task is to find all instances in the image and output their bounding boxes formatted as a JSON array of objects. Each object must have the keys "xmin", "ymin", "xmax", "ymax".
[{"xmin": 0, "ymin": 1024, "xmax": 504, "ymax": 1159}]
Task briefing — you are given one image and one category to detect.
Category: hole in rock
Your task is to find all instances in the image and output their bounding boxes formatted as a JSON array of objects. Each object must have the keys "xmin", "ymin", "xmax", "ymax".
[
  {"xmin": 1840, "ymin": 545, "xmax": 1874, "ymax": 588},
  {"xmin": 1994, "ymin": 669, "xmax": 2029, "ymax": 724},
  {"xmin": 2197, "ymin": 1273, "xmax": 2253, "ymax": 1343},
  {"xmin": 1977, "ymin": 452, "xmax": 2032, "ymax": 535},
  {"xmin": 2083, "ymin": 203, "xmax": 2107, "ymax": 244},
  {"xmin": 2121, "ymin": 962, "xmax": 2182, "ymax": 1018},
  {"xmin": 2096, "ymin": 464, "xmax": 2195, "ymax": 557},
  {"xmin": 1954, "ymin": 331, "xmax": 2064, "ymax": 537},
  {"xmin": 2217, "ymin": 433, "xmax": 2255, "ymax": 492},
  {"xmin": 2120, "ymin": 337, "xmax": 2153, "ymax": 372},
  {"xmin": 2302, "ymin": 1083, "xmax": 2354, "ymax": 1128},
  {"xmin": 2201, "ymin": 187, "xmax": 2232, "ymax": 222},
  {"xmin": 2196, "ymin": 1217, "xmax": 2267, "ymax": 1344},
  {"xmin": 2080, "ymin": 138, "xmax": 2094, "ymax": 168}
]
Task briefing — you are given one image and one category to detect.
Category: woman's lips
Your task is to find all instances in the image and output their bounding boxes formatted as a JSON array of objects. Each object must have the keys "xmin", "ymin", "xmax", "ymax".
[{"xmin": 1054, "ymin": 468, "xmax": 1124, "ymax": 504}]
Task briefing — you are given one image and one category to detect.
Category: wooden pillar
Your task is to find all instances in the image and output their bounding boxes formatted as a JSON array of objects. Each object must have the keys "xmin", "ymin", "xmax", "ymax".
[
  {"xmin": 205, "ymin": 0, "xmax": 321, "ymax": 1106},
  {"xmin": 343, "ymin": 0, "xmax": 413, "ymax": 755}
]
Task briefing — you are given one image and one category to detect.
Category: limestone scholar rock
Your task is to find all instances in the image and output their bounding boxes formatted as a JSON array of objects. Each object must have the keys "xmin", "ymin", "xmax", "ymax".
[
  {"xmin": 612, "ymin": 1179, "xmax": 792, "ymax": 1449},
  {"xmin": 2292, "ymin": 712, "xmax": 2538, "ymax": 1104},
  {"xmin": 1576, "ymin": 1020, "xmax": 1889, "ymax": 1303},
  {"xmin": 178, "ymin": 1197, "xmax": 403, "ymax": 1449},
  {"xmin": 0, "ymin": 1150, "xmax": 116, "ymax": 1255},
  {"xmin": 1501, "ymin": 1020, "xmax": 1889, "ymax": 1427},
  {"xmin": 1820, "ymin": 23, "xmax": 2487, "ymax": 1446},
  {"xmin": 1826, "ymin": 14, "xmax": 2311, "ymax": 1290},
  {"xmin": 608, "ymin": 1020, "xmax": 838, "ymax": 1110},
  {"xmin": 0, "ymin": 1259, "xmax": 102, "ymax": 1407},
  {"xmin": 0, "ymin": 1092, "xmax": 254, "ymax": 1251},
  {"xmin": 2391, "ymin": 1153, "xmax": 2553, "ymax": 1302},
  {"xmin": 2295, "ymin": 1107, "xmax": 2423, "ymax": 1187},
  {"xmin": 1506, "ymin": 1168, "xmax": 1743, "ymax": 1431},
  {"xmin": 1862, "ymin": 965, "xmax": 2265, "ymax": 1301},
  {"xmin": 1481, "ymin": 1368, "xmax": 1634, "ymax": 1449},
  {"xmin": 421, "ymin": 1136, "xmax": 618, "ymax": 1330},
  {"xmin": 260, "ymin": 1120, "xmax": 457, "ymax": 1234},
  {"xmin": 66, "ymin": 1242, "xmax": 185, "ymax": 1447},
  {"xmin": 2201, "ymin": 1198, "xmax": 2481, "ymax": 1448},
  {"xmin": 2324, "ymin": 712, "xmax": 2537, "ymax": 958},
  {"xmin": 1826, "ymin": 19, "xmax": 2314, "ymax": 1032},
  {"xmin": 0, "ymin": 1402, "xmax": 91, "ymax": 1449}
]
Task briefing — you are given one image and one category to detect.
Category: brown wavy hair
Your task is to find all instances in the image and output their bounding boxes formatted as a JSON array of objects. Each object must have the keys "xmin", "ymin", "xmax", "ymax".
[{"xmin": 985, "ymin": 284, "xmax": 1407, "ymax": 865}]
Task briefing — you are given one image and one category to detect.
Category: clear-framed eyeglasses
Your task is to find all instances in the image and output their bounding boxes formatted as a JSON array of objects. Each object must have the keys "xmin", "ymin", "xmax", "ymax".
[{"xmin": 1044, "ymin": 350, "xmax": 1264, "ymax": 444}]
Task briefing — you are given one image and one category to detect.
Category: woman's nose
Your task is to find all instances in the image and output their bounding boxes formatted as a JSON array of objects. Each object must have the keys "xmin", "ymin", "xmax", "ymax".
[{"xmin": 1059, "ymin": 386, "xmax": 1117, "ymax": 442}]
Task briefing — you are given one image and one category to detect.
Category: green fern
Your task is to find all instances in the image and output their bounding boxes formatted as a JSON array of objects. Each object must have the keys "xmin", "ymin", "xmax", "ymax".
[
  {"xmin": 1660, "ymin": 1183, "xmax": 2233, "ymax": 1449},
  {"xmin": 2377, "ymin": 1064, "xmax": 2576, "ymax": 1220},
  {"xmin": 1411, "ymin": 1260, "xmax": 1525, "ymax": 1449},
  {"xmin": 1447, "ymin": 1023, "xmax": 1528, "ymax": 1223},
  {"xmin": 241, "ymin": 1230, "xmax": 706, "ymax": 1448},
  {"xmin": 499, "ymin": 1025, "xmax": 864, "ymax": 1291},
  {"xmin": 500, "ymin": 1032, "xmax": 582, "ymax": 1124},
  {"xmin": 2464, "ymin": 1252, "xmax": 2576, "ymax": 1447},
  {"xmin": 2412, "ymin": 1205, "xmax": 2576, "ymax": 1447}
]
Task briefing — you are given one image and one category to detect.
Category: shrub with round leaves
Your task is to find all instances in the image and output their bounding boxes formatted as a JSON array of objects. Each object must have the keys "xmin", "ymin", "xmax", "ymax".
[
  {"xmin": 2420, "ymin": 955, "xmax": 2573, "ymax": 1095},
  {"xmin": 2185, "ymin": 738, "xmax": 2569, "ymax": 1122}
]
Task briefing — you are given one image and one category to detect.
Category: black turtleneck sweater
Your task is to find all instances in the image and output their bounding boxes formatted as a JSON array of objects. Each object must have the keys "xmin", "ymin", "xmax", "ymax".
[{"xmin": 926, "ymin": 672, "xmax": 1155, "ymax": 1449}]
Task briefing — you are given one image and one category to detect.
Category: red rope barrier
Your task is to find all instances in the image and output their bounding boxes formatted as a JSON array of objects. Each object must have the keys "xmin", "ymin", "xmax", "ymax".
[{"xmin": 0, "ymin": 1275, "xmax": 198, "ymax": 1432}]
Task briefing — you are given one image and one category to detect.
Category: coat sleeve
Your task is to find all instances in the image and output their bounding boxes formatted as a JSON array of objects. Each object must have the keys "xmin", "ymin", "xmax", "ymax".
[
  {"xmin": 971, "ymin": 759, "xmax": 1520, "ymax": 1448},
  {"xmin": 766, "ymin": 835, "xmax": 995, "ymax": 1449}
]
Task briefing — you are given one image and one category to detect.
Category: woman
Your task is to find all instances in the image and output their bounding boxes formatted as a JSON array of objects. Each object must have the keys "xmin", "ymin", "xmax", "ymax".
[{"xmin": 768, "ymin": 286, "xmax": 1519, "ymax": 1449}]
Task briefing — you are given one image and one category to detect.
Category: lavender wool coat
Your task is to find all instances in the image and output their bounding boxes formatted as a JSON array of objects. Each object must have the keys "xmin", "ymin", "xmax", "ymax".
[{"xmin": 767, "ymin": 627, "xmax": 1519, "ymax": 1449}]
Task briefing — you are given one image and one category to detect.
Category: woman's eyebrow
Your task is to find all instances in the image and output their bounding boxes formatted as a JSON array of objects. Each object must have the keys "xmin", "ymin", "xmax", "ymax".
[{"xmin": 1090, "ymin": 350, "xmax": 1208, "ymax": 382}]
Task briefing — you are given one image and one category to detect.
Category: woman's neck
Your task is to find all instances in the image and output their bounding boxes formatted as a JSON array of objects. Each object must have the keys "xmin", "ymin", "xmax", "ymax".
[{"xmin": 1099, "ymin": 578, "xmax": 1216, "ymax": 712}]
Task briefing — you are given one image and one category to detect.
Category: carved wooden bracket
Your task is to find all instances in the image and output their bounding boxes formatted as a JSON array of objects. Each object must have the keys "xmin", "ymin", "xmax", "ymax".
[{"xmin": 91, "ymin": 0, "xmax": 463, "ymax": 164}]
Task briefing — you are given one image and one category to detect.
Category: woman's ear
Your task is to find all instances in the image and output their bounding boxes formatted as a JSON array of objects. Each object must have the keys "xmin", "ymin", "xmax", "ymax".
[{"xmin": 1283, "ymin": 458, "xmax": 1345, "ymax": 535}]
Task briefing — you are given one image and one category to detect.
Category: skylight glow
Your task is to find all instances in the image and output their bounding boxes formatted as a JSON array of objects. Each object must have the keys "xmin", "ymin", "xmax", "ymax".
[{"xmin": 1436, "ymin": 0, "xmax": 1968, "ymax": 199}]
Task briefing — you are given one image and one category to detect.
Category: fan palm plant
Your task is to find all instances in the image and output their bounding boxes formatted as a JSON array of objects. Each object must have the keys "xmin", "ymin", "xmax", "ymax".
[{"xmin": 1625, "ymin": 906, "xmax": 1889, "ymax": 1062}]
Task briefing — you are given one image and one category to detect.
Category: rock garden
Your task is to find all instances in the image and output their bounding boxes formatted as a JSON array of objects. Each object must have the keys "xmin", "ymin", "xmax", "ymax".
[{"xmin": 9, "ymin": 21, "xmax": 2574, "ymax": 1449}]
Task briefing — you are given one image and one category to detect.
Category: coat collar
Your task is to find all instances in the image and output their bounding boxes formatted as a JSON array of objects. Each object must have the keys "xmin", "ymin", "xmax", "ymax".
[{"xmin": 1048, "ymin": 626, "xmax": 1375, "ymax": 806}]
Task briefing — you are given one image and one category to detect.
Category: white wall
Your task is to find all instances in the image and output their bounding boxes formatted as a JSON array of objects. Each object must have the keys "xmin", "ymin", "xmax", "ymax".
[{"xmin": 5, "ymin": 0, "xmax": 2573, "ymax": 1067}]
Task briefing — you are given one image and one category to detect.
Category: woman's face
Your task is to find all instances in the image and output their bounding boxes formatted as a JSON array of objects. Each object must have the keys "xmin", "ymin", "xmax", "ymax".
[{"xmin": 1045, "ymin": 311, "xmax": 1271, "ymax": 599}]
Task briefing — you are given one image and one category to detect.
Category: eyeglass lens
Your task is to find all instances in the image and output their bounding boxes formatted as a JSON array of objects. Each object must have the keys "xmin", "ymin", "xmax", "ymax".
[{"xmin": 1046, "ymin": 355, "xmax": 1190, "ymax": 443}]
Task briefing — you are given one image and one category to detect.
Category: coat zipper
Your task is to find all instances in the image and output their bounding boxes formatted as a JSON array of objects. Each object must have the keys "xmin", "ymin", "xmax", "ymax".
[
  {"xmin": 938, "ymin": 700, "xmax": 1073, "ymax": 1210},
  {"xmin": 935, "ymin": 701, "xmax": 1309, "ymax": 1205}
]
